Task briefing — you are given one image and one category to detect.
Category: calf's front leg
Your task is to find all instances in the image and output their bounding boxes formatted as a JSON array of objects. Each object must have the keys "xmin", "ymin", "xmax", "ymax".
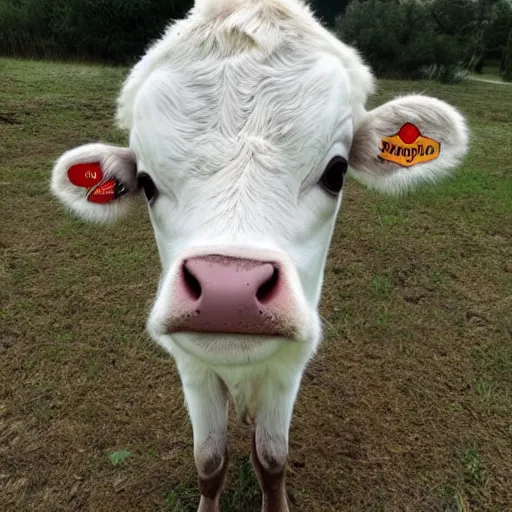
[
  {"xmin": 251, "ymin": 375, "xmax": 302, "ymax": 512},
  {"xmin": 181, "ymin": 370, "xmax": 229, "ymax": 512}
]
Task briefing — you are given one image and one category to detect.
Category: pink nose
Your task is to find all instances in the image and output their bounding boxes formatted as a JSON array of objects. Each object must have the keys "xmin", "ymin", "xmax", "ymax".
[{"xmin": 168, "ymin": 255, "xmax": 292, "ymax": 337}]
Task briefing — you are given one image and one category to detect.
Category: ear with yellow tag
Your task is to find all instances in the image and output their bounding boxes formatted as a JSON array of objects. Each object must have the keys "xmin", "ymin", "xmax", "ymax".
[
  {"xmin": 349, "ymin": 95, "xmax": 469, "ymax": 195},
  {"xmin": 380, "ymin": 123, "xmax": 440, "ymax": 167}
]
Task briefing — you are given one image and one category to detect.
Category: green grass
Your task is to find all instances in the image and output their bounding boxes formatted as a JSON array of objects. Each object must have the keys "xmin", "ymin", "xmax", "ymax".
[
  {"xmin": 456, "ymin": 445, "xmax": 485, "ymax": 487},
  {"xmin": 109, "ymin": 450, "xmax": 133, "ymax": 466},
  {"xmin": 371, "ymin": 276, "xmax": 392, "ymax": 301},
  {"xmin": 469, "ymin": 60, "xmax": 506, "ymax": 83},
  {"xmin": 433, "ymin": 484, "xmax": 469, "ymax": 512},
  {"xmin": 220, "ymin": 456, "xmax": 261, "ymax": 511},
  {"xmin": 1, "ymin": 57, "xmax": 511, "ymax": 511},
  {"xmin": 166, "ymin": 482, "xmax": 198, "ymax": 512},
  {"xmin": 164, "ymin": 456, "xmax": 260, "ymax": 512}
]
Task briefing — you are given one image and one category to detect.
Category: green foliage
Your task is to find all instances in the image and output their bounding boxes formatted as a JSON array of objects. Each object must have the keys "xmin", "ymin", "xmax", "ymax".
[
  {"xmin": 485, "ymin": 0, "xmax": 512, "ymax": 61},
  {"xmin": 429, "ymin": 0, "xmax": 480, "ymax": 59},
  {"xmin": 423, "ymin": 64, "xmax": 468, "ymax": 84},
  {"xmin": 503, "ymin": 29, "xmax": 512, "ymax": 81},
  {"xmin": 1, "ymin": 0, "xmax": 508, "ymax": 76},
  {"xmin": 0, "ymin": 0, "xmax": 192, "ymax": 62},
  {"xmin": 0, "ymin": 0, "xmax": 57, "ymax": 59},
  {"xmin": 338, "ymin": 0, "xmax": 512, "ymax": 81},
  {"xmin": 338, "ymin": 0, "xmax": 465, "ymax": 80},
  {"xmin": 309, "ymin": 0, "xmax": 350, "ymax": 25},
  {"xmin": 431, "ymin": 0, "xmax": 512, "ymax": 72},
  {"xmin": 0, "ymin": 0, "xmax": 348, "ymax": 62}
]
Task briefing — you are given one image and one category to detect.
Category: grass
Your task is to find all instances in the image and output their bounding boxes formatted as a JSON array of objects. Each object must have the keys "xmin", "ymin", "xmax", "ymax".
[
  {"xmin": 1, "ymin": 57, "xmax": 511, "ymax": 511},
  {"xmin": 164, "ymin": 456, "xmax": 261, "ymax": 511},
  {"xmin": 456, "ymin": 445, "xmax": 485, "ymax": 488},
  {"xmin": 109, "ymin": 450, "xmax": 134, "ymax": 466},
  {"xmin": 470, "ymin": 61, "xmax": 506, "ymax": 83}
]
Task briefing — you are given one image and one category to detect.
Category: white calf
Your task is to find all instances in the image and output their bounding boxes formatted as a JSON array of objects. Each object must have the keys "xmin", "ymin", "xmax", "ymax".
[{"xmin": 51, "ymin": 1, "xmax": 469, "ymax": 510}]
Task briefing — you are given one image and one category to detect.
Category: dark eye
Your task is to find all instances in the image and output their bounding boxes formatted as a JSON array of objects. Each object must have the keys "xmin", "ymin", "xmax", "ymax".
[
  {"xmin": 319, "ymin": 156, "xmax": 348, "ymax": 195},
  {"xmin": 137, "ymin": 172, "xmax": 158, "ymax": 204}
]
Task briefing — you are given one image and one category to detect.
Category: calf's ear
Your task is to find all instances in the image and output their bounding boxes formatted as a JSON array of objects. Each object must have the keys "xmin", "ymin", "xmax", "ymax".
[
  {"xmin": 348, "ymin": 95, "xmax": 469, "ymax": 195},
  {"xmin": 51, "ymin": 143, "xmax": 139, "ymax": 223}
]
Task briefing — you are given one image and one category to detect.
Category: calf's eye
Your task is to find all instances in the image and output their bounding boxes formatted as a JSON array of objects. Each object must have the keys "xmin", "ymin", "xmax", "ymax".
[
  {"xmin": 137, "ymin": 172, "xmax": 158, "ymax": 204},
  {"xmin": 319, "ymin": 156, "xmax": 348, "ymax": 196}
]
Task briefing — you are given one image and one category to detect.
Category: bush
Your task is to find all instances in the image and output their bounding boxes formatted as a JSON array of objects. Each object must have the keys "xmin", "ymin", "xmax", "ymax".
[
  {"xmin": 0, "ymin": 0, "xmax": 193, "ymax": 63},
  {"xmin": 486, "ymin": 0, "xmax": 512, "ymax": 62},
  {"xmin": 0, "ymin": 0, "xmax": 349, "ymax": 63},
  {"xmin": 0, "ymin": 0, "xmax": 58, "ymax": 59},
  {"xmin": 336, "ymin": 0, "xmax": 465, "ymax": 81},
  {"xmin": 421, "ymin": 64, "xmax": 468, "ymax": 84}
]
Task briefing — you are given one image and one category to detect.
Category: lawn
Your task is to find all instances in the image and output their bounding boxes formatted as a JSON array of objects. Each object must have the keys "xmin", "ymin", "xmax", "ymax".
[
  {"xmin": 0, "ymin": 58, "xmax": 511, "ymax": 511},
  {"xmin": 469, "ymin": 59, "xmax": 501, "ymax": 81}
]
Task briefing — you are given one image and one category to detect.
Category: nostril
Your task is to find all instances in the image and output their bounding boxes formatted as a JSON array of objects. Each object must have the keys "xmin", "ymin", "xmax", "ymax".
[
  {"xmin": 256, "ymin": 265, "xmax": 279, "ymax": 304},
  {"xmin": 182, "ymin": 262, "xmax": 202, "ymax": 301}
]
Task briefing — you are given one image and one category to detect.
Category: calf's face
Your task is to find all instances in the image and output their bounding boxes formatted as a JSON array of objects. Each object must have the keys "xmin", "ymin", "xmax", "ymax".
[
  {"xmin": 131, "ymin": 55, "xmax": 357, "ymax": 364},
  {"xmin": 51, "ymin": 26, "xmax": 468, "ymax": 366}
]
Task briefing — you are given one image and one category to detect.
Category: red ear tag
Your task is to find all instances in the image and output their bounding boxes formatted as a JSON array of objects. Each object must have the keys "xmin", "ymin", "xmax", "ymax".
[
  {"xmin": 87, "ymin": 179, "xmax": 127, "ymax": 204},
  {"xmin": 398, "ymin": 123, "xmax": 421, "ymax": 144},
  {"xmin": 68, "ymin": 163, "xmax": 103, "ymax": 188}
]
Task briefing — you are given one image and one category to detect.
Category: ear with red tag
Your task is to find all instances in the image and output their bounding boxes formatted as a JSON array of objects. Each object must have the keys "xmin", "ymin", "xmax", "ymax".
[
  {"xmin": 51, "ymin": 143, "xmax": 138, "ymax": 223},
  {"xmin": 348, "ymin": 95, "xmax": 469, "ymax": 195}
]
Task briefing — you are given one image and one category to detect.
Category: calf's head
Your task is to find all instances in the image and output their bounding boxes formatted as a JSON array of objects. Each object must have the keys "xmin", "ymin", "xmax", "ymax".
[{"xmin": 51, "ymin": 1, "xmax": 468, "ymax": 365}]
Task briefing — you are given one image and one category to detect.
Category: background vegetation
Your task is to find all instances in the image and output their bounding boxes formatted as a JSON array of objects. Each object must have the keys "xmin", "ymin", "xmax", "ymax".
[
  {"xmin": 0, "ymin": 0, "xmax": 511, "ymax": 81},
  {"xmin": 338, "ymin": 0, "xmax": 512, "ymax": 81},
  {"xmin": 0, "ymin": 0, "xmax": 346, "ymax": 62}
]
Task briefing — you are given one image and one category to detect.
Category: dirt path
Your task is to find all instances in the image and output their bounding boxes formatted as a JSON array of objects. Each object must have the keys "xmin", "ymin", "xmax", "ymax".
[{"xmin": 468, "ymin": 75, "xmax": 511, "ymax": 85}]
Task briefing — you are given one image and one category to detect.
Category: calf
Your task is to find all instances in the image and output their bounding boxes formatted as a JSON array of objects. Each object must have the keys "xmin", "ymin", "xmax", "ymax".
[{"xmin": 51, "ymin": 1, "xmax": 469, "ymax": 510}]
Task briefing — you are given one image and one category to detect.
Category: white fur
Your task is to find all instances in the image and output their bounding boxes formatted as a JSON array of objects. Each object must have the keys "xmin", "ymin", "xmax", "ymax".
[
  {"xmin": 116, "ymin": 0, "xmax": 374, "ymax": 132},
  {"xmin": 50, "ymin": 0, "xmax": 469, "ymax": 504},
  {"xmin": 51, "ymin": 144, "xmax": 138, "ymax": 223},
  {"xmin": 349, "ymin": 95, "xmax": 470, "ymax": 195}
]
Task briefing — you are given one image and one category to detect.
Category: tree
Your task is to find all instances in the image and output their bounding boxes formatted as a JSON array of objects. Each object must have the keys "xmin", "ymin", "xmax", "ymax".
[
  {"xmin": 428, "ymin": 0, "xmax": 487, "ymax": 69},
  {"xmin": 0, "ymin": 0, "xmax": 352, "ymax": 62},
  {"xmin": 486, "ymin": 1, "xmax": 512, "ymax": 55},
  {"xmin": 338, "ymin": 0, "xmax": 464, "ymax": 80},
  {"xmin": 309, "ymin": 0, "xmax": 350, "ymax": 25},
  {"xmin": 430, "ymin": 0, "xmax": 512, "ymax": 71},
  {"xmin": 503, "ymin": 29, "xmax": 512, "ymax": 80}
]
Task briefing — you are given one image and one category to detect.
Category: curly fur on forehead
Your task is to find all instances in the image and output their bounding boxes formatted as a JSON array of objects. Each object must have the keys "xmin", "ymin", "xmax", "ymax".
[
  {"xmin": 116, "ymin": 0, "xmax": 374, "ymax": 133},
  {"xmin": 130, "ymin": 51, "xmax": 353, "ymax": 185}
]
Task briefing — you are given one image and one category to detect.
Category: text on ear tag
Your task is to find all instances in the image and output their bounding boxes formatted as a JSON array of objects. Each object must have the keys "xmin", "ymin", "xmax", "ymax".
[
  {"xmin": 380, "ymin": 123, "xmax": 440, "ymax": 167},
  {"xmin": 68, "ymin": 163, "xmax": 104, "ymax": 188},
  {"xmin": 87, "ymin": 179, "xmax": 127, "ymax": 204}
]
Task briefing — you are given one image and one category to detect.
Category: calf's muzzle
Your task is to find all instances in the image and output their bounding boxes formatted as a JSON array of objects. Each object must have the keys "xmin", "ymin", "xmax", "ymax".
[{"xmin": 165, "ymin": 255, "xmax": 297, "ymax": 338}]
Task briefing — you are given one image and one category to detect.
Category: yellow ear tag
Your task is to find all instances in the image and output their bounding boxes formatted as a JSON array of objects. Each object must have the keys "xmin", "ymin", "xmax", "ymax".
[{"xmin": 380, "ymin": 123, "xmax": 440, "ymax": 167}]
